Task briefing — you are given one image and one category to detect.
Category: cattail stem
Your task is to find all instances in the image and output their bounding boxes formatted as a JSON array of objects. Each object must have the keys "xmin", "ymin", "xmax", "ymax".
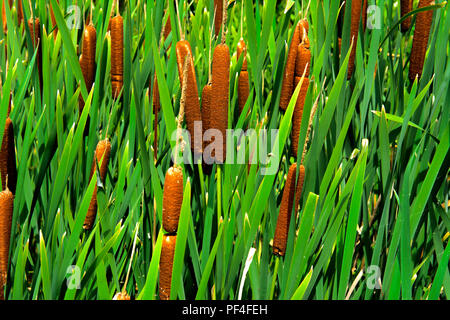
[
  {"xmin": 221, "ymin": 0, "xmax": 228, "ymax": 44},
  {"xmin": 110, "ymin": 14, "xmax": 123, "ymax": 100},
  {"xmin": 174, "ymin": 53, "xmax": 190, "ymax": 160},
  {"xmin": 83, "ymin": 139, "xmax": 111, "ymax": 230},
  {"xmin": 301, "ymin": 78, "xmax": 325, "ymax": 164},
  {"xmin": 174, "ymin": 0, "xmax": 184, "ymax": 40}
]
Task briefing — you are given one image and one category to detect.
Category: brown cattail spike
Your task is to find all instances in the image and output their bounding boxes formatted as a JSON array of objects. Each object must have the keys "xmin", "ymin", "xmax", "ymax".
[
  {"xmin": 213, "ymin": 0, "xmax": 223, "ymax": 37},
  {"xmin": 237, "ymin": 38, "xmax": 249, "ymax": 115},
  {"xmin": 238, "ymin": 71, "xmax": 249, "ymax": 115},
  {"xmin": 163, "ymin": 15, "xmax": 171, "ymax": 40},
  {"xmin": 295, "ymin": 43, "xmax": 311, "ymax": 78},
  {"xmin": 299, "ymin": 18, "xmax": 309, "ymax": 42},
  {"xmin": 347, "ymin": 0, "xmax": 365, "ymax": 79},
  {"xmin": 408, "ymin": 0, "xmax": 433, "ymax": 81},
  {"xmin": 175, "ymin": 41, "xmax": 202, "ymax": 155},
  {"xmin": 0, "ymin": 188, "xmax": 14, "ymax": 300},
  {"xmin": 28, "ymin": 17, "xmax": 42, "ymax": 91},
  {"xmin": 0, "ymin": 118, "xmax": 17, "ymax": 194},
  {"xmin": 159, "ymin": 234, "xmax": 177, "ymax": 300},
  {"xmin": 83, "ymin": 139, "xmax": 112, "ymax": 230},
  {"xmin": 110, "ymin": 15, "xmax": 123, "ymax": 99},
  {"xmin": 273, "ymin": 163, "xmax": 305, "ymax": 256},
  {"xmin": 279, "ymin": 21, "xmax": 303, "ymax": 111},
  {"xmin": 79, "ymin": 24, "xmax": 97, "ymax": 113},
  {"xmin": 162, "ymin": 166, "xmax": 184, "ymax": 234},
  {"xmin": 291, "ymin": 77, "xmax": 309, "ymax": 157},
  {"xmin": 401, "ymin": 0, "xmax": 412, "ymax": 32},
  {"xmin": 291, "ymin": 32, "xmax": 311, "ymax": 158},
  {"xmin": 210, "ymin": 43, "xmax": 230, "ymax": 163}
]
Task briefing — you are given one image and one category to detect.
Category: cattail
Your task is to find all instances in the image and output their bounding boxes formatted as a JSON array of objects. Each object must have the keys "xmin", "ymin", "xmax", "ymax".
[
  {"xmin": 0, "ymin": 118, "xmax": 17, "ymax": 194},
  {"xmin": 175, "ymin": 40, "xmax": 193, "ymax": 88},
  {"xmin": 401, "ymin": 0, "xmax": 412, "ymax": 32},
  {"xmin": 163, "ymin": 16, "xmax": 171, "ymax": 40},
  {"xmin": 28, "ymin": 17, "xmax": 42, "ymax": 91},
  {"xmin": 291, "ymin": 77, "xmax": 309, "ymax": 157},
  {"xmin": 211, "ymin": 43, "xmax": 230, "ymax": 163},
  {"xmin": 110, "ymin": 15, "xmax": 123, "ymax": 99},
  {"xmin": 214, "ymin": 0, "xmax": 223, "ymax": 37},
  {"xmin": 409, "ymin": 0, "xmax": 433, "ymax": 81},
  {"xmin": 0, "ymin": 188, "xmax": 13, "ymax": 300},
  {"xmin": 83, "ymin": 139, "xmax": 112, "ymax": 230},
  {"xmin": 291, "ymin": 33, "xmax": 311, "ymax": 158},
  {"xmin": 162, "ymin": 166, "xmax": 183, "ymax": 234},
  {"xmin": 279, "ymin": 21, "xmax": 304, "ymax": 111},
  {"xmin": 175, "ymin": 41, "xmax": 202, "ymax": 155},
  {"xmin": 273, "ymin": 163, "xmax": 305, "ymax": 256},
  {"xmin": 159, "ymin": 234, "xmax": 176, "ymax": 300},
  {"xmin": 79, "ymin": 24, "xmax": 96, "ymax": 113},
  {"xmin": 237, "ymin": 38, "xmax": 249, "ymax": 114},
  {"xmin": 295, "ymin": 42, "xmax": 311, "ymax": 78},
  {"xmin": 238, "ymin": 71, "xmax": 249, "ymax": 115},
  {"xmin": 347, "ymin": 0, "xmax": 365, "ymax": 79}
]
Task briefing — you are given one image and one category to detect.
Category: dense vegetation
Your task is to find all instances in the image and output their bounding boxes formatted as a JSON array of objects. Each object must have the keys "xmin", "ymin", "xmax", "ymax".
[{"xmin": 0, "ymin": 0, "xmax": 448, "ymax": 300}]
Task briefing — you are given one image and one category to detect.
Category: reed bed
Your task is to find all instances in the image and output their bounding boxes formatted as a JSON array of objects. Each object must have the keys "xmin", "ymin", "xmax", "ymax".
[{"xmin": 0, "ymin": 0, "xmax": 447, "ymax": 302}]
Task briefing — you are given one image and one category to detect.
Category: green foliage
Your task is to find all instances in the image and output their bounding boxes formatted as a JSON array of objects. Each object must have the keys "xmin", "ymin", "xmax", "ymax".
[{"xmin": 0, "ymin": 0, "xmax": 448, "ymax": 300}]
